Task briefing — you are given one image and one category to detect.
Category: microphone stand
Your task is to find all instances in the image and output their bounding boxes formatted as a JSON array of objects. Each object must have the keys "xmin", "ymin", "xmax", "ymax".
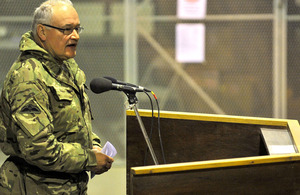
[{"xmin": 125, "ymin": 91, "xmax": 159, "ymax": 165}]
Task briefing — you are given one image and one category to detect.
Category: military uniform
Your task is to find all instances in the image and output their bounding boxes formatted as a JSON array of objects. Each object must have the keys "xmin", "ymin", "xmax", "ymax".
[{"xmin": 0, "ymin": 31, "xmax": 101, "ymax": 194}]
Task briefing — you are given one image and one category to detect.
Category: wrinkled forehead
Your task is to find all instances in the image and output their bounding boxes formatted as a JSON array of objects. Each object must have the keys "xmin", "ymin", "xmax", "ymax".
[{"xmin": 51, "ymin": 4, "xmax": 80, "ymax": 26}]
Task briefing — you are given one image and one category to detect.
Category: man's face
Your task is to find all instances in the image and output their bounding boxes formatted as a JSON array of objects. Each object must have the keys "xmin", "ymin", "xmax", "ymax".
[{"xmin": 43, "ymin": 4, "xmax": 80, "ymax": 61}]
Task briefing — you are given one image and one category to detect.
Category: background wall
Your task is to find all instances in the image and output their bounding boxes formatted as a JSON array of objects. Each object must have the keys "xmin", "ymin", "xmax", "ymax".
[{"xmin": 1, "ymin": 0, "xmax": 300, "ymax": 194}]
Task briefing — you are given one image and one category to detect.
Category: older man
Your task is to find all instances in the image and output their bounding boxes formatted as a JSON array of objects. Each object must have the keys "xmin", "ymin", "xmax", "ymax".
[{"xmin": 0, "ymin": 0, "xmax": 113, "ymax": 194}]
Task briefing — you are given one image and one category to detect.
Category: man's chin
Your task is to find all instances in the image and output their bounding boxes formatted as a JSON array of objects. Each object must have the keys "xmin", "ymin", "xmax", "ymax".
[{"xmin": 64, "ymin": 52, "xmax": 77, "ymax": 60}]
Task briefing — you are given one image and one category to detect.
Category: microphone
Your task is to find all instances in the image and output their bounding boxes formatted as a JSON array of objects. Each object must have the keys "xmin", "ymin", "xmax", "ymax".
[
  {"xmin": 90, "ymin": 77, "xmax": 145, "ymax": 94},
  {"xmin": 104, "ymin": 76, "xmax": 151, "ymax": 92}
]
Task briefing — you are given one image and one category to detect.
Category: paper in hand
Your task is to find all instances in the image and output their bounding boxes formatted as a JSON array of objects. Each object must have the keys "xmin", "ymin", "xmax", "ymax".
[
  {"xmin": 91, "ymin": 141, "xmax": 117, "ymax": 179},
  {"xmin": 101, "ymin": 141, "xmax": 117, "ymax": 158}
]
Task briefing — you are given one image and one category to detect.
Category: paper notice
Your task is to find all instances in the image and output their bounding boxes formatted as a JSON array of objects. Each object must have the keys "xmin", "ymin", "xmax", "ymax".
[
  {"xmin": 177, "ymin": 0, "xmax": 207, "ymax": 19},
  {"xmin": 176, "ymin": 23, "xmax": 205, "ymax": 63}
]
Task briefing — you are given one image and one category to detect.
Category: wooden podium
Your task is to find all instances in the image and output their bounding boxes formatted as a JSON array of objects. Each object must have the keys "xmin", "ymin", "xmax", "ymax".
[{"xmin": 126, "ymin": 109, "xmax": 300, "ymax": 194}]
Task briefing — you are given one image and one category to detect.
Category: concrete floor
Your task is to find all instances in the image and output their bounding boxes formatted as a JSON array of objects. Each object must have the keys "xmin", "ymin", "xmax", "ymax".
[{"xmin": 87, "ymin": 165, "xmax": 126, "ymax": 195}]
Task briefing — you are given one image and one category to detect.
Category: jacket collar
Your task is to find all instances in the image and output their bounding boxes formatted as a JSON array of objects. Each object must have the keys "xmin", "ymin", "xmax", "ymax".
[{"xmin": 19, "ymin": 31, "xmax": 85, "ymax": 91}]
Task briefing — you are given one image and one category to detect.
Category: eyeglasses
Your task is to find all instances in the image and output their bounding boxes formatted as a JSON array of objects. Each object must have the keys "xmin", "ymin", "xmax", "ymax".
[{"xmin": 42, "ymin": 24, "xmax": 84, "ymax": 35}]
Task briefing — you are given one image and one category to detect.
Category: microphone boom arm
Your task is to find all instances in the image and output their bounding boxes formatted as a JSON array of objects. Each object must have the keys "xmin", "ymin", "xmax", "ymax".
[{"xmin": 124, "ymin": 91, "xmax": 159, "ymax": 165}]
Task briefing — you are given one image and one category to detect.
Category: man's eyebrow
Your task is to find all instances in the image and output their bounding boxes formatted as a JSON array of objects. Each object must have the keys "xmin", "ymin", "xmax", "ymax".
[{"xmin": 63, "ymin": 23, "xmax": 81, "ymax": 27}]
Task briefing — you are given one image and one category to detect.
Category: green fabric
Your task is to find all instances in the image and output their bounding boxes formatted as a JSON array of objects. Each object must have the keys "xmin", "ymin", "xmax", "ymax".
[{"xmin": 0, "ymin": 31, "xmax": 100, "ymax": 194}]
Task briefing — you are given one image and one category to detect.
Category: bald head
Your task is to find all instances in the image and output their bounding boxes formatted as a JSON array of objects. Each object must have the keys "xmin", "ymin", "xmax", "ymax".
[
  {"xmin": 32, "ymin": 0, "xmax": 81, "ymax": 61},
  {"xmin": 31, "ymin": 0, "xmax": 74, "ymax": 38}
]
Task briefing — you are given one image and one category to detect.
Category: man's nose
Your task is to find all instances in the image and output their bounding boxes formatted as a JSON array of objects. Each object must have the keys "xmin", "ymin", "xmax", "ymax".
[{"xmin": 70, "ymin": 29, "xmax": 80, "ymax": 39}]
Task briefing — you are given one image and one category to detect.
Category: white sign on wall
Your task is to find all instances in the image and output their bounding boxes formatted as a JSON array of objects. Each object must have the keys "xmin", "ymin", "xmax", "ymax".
[
  {"xmin": 176, "ymin": 23, "xmax": 206, "ymax": 63},
  {"xmin": 177, "ymin": 0, "xmax": 207, "ymax": 19}
]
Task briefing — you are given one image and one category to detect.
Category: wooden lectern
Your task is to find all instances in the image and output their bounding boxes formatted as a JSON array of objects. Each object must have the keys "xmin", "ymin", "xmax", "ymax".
[{"xmin": 126, "ymin": 109, "xmax": 300, "ymax": 194}]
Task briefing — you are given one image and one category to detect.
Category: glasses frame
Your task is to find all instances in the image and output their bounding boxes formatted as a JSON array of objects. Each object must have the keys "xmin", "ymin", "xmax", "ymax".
[{"xmin": 41, "ymin": 24, "xmax": 84, "ymax": 35}]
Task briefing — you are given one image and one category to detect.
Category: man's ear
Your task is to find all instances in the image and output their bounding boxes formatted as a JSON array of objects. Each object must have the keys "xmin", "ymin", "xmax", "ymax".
[{"xmin": 37, "ymin": 24, "xmax": 47, "ymax": 41}]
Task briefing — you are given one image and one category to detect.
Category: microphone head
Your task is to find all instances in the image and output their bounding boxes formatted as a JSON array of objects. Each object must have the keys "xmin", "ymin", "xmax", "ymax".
[
  {"xmin": 104, "ymin": 76, "xmax": 128, "ymax": 85},
  {"xmin": 104, "ymin": 76, "xmax": 117, "ymax": 83},
  {"xmin": 90, "ymin": 78, "xmax": 112, "ymax": 94}
]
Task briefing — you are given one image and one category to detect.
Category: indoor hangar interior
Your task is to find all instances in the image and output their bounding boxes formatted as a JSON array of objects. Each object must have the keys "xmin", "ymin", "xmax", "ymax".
[{"xmin": 1, "ymin": 0, "xmax": 300, "ymax": 194}]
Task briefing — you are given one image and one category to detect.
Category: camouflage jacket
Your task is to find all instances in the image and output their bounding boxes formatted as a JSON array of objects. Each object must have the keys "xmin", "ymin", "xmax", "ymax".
[{"xmin": 0, "ymin": 31, "xmax": 100, "ymax": 174}]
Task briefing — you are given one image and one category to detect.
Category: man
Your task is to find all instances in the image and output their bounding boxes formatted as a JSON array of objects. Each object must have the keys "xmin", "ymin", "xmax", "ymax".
[{"xmin": 0, "ymin": 0, "xmax": 114, "ymax": 194}]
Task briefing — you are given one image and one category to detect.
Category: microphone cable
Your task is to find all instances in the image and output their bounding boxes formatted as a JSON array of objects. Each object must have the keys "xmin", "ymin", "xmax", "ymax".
[
  {"xmin": 142, "ymin": 90, "xmax": 166, "ymax": 165},
  {"xmin": 151, "ymin": 91, "xmax": 166, "ymax": 164}
]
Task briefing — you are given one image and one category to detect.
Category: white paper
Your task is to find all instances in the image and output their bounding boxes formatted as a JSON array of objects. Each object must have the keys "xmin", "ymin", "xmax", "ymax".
[
  {"xmin": 269, "ymin": 145, "xmax": 296, "ymax": 155},
  {"xmin": 176, "ymin": 23, "xmax": 205, "ymax": 63},
  {"xmin": 101, "ymin": 141, "xmax": 117, "ymax": 158},
  {"xmin": 91, "ymin": 141, "xmax": 117, "ymax": 178},
  {"xmin": 177, "ymin": 0, "xmax": 207, "ymax": 19}
]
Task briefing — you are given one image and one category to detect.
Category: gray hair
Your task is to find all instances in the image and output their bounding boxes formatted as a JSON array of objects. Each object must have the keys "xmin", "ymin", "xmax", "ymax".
[{"xmin": 31, "ymin": 0, "xmax": 73, "ymax": 38}]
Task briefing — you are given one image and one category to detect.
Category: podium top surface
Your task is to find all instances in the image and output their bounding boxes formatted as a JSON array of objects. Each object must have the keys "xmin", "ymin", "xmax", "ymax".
[
  {"xmin": 127, "ymin": 109, "xmax": 300, "ymax": 175},
  {"xmin": 126, "ymin": 109, "xmax": 296, "ymax": 127}
]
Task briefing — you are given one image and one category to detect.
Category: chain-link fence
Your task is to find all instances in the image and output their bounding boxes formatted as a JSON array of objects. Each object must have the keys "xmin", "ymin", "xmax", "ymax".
[{"xmin": 1, "ymin": 0, "xmax": 300, "ymax": 194}]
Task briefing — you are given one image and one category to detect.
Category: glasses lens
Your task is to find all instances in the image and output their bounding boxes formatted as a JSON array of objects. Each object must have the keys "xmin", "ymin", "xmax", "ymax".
[
  {"xmin": 77, "ymin": 27, "xmax": 84, "ymax": 34},
  {"xmin": 64, "ymin": 28, "xmax": 73, "ymax": 35},
  {"xmin": 64, "ymin": 27, "xmax": 84, "ymax": 35}
]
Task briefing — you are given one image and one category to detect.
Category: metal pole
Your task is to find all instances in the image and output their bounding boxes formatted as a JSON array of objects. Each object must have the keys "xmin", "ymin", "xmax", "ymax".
[
  {"xmin": 273, "ymin": 0, "xmax": 287, "ymax": 118},
  {"xmin": 132, "ymin": 105, "xmax": 159, "ymax": 165},
  {"xmin": 124, "ymin": 0, "xmax": 138, "ymax": 84}
]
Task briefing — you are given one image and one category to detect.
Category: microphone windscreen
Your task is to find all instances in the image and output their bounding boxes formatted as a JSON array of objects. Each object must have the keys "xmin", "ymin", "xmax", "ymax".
[
  {"xmin": 90, "ymin": 78, "xmax": 112, "ymax": 94},
  {"xmin": 104, "ymin": 76, "xmax": 117, "ymax": 83}
]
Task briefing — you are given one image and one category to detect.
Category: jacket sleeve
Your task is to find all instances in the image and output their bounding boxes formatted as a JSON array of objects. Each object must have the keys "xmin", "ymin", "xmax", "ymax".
[
  {"xmin": 9, "ymin": 81, "xmax": 97, "ymax": 173},
  {"xmin": 91, "ymin": 132, "xmax": 102, "ymax": 148}
]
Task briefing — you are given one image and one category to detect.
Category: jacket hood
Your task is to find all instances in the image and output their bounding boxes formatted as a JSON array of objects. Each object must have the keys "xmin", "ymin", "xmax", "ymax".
[
  {"xmin": 18, "ymin": 31, "xmax": 85, "ymax": 88},
  {"xmin": 19, "ymin": 31, "xmax": 48, "ymax": 55}
]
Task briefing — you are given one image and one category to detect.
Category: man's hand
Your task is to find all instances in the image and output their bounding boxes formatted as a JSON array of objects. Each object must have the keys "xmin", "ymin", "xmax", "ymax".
[
  {"xmin": 91, "ymin": 147, "xmax": 114, "ymax": 174},
  {"xmin": 93, "ymin": 145, "xmax": 102, "ymax": 152}
]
